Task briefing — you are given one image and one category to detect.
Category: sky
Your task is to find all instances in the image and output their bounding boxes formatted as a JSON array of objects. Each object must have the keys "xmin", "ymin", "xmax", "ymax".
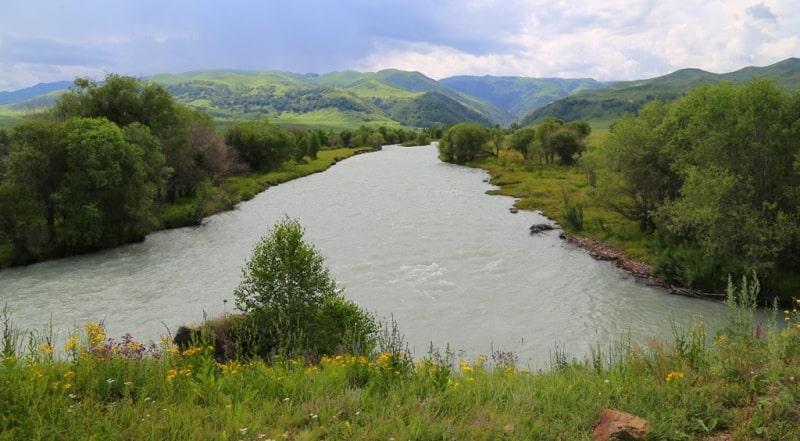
[{"xmin": 1, "ymin": 0, "xmax": 798, "ymax": 92}]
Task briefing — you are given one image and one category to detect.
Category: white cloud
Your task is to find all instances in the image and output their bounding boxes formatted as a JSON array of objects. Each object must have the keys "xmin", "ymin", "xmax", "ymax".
[{"xmin": 1, "ymin": 0, "xmax": 798, "ymax": 90}]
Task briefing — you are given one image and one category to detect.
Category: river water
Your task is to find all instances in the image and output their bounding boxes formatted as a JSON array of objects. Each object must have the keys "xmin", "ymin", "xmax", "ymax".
[{"xmin": 0, "ymin": 144, "xmax": 736, "ymax": 367}]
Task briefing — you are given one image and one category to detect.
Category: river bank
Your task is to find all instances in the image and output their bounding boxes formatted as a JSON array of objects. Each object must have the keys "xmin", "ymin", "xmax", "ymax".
[
  {"xmin": 0, "ymin": 147, "xmax": 375, "ymax": 269},
  {"xmin": 467, "ymin": 149, "xmax": 732, "ymax": 302}
]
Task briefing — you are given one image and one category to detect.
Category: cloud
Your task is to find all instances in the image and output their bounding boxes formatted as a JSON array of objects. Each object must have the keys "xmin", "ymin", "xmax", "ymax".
[
  {"xmin": 0, "ymin": 0, "xmax": 798, "ymax": 91},
  {"xmin": 746, "ymin": 2, "xmax": 778, "ymax": 22}
]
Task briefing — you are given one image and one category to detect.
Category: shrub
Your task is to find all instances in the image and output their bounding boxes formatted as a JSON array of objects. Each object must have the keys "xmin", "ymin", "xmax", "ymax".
[{"xmin": 233, "ymin": 217, "xmax": 377, "ymax": 359}]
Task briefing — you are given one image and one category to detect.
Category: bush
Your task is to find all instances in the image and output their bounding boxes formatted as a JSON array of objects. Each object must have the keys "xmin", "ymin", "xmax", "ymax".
[{"xmin": 233, "ymin": 217, "xmax": 377, "ymax": 359}]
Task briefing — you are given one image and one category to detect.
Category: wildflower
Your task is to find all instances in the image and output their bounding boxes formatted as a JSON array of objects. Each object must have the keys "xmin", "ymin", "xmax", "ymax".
[
  {"xmin": 38, "ymin": 343, "xmax": 54, "ymax": 355},
  {"xmin": 166, "ymin": 369, "xmax": 178, "ymax": 380},
  {"xmin": 666, "ymin": 371, "xmax": 684, "ymax": 382},
  {"xmin": 64, "ymin": 333, "xmax": 79, "ymax": 351},
  {"xmin": 64, "ymin": 371, "xmax": 75, "ymax": 378},
  {"xmin": 62, "ymin": 383, "xmax": 72, "ymax": 390}
]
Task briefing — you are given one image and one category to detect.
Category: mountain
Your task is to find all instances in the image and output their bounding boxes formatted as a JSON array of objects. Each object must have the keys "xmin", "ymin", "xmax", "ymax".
[
  {"xmin": 0, "ymin": 80, "xmax": 72, "ymax": 105},
  {"xmin": 147, "ymin": 69, "xmax": 507, "ymax": 128},
  {"xmin": 439, "ymin": 76, "xmax": 602, "ymax": 118},
  {"xmin": 2, "ymin": 58, "xmax": 798, "ymax": 129},
  {"xmin": 0, "ymin": 69, "xmax": 582, "ymax": 129},
  {"xmin": 520, "ymin": 57, "xmax": 800, "ymax": 126}
]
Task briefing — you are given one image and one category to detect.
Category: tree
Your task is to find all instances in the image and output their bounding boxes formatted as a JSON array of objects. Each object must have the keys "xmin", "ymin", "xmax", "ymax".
[
  {"xmin": 651, "ymin": 79, "xmax": 800, "ymax": 292},
  {"xmin": 507, "ymin": 126, "xmax": 537, "ymax": 159},
  {"xmin": 234, "ymin": 217, "xmax": 377, "ymax": 358},
  {"xmin": 535, "ymin": 117, "xmax": 565, "ymax": 164},
  {"xmin": 1, "ymin": 118, "xmax": 67, "ymax": 245},
  {"xmin": 588, "ymin": 102, "xmax": 673, "ymax": 230},
  {"xmin": 488, "ymin": 127, "xmax": 505, "ymax": 157},
  {"xmin": 0, "ymin": 116, "xmax": 168, "ymax": 260},
  {"xmin": 54, "ymin": 118, "xmax": 167, "ymax": 253},
  {"xmin": 307, "ymin": 130, "xmax": 321, "ymax": 160},
  {"xmin": 438, "ymin": 123, "xmax": 490, "ymax": 164},
  {"xmin": 224, "ymin": 119, "xmax": 294, "ymax": 172},
  {"xmin": 550, "ymin": 129, "xmax": 584, "ymax": 165},
  {"xmin": 50, "ymin": 74, "xmax": 223, "ymax": 199}
]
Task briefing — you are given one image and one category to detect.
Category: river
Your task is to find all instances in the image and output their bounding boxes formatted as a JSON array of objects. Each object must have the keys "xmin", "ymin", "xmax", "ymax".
[{"xmin": 0, "ymin": 144, "xmax": 736, "ymax": 367}]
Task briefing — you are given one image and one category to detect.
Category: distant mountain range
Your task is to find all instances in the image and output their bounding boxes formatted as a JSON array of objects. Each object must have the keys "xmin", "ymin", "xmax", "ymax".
[{"xmin": 1, "ymin": 58, "xmax": 798, "ymax": 129}]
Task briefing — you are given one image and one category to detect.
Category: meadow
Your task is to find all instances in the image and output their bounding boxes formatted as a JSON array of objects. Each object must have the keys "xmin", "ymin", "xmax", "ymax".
[{"xmin": 2, "ymin": 278, "xmax": 800, "ymax": 440}]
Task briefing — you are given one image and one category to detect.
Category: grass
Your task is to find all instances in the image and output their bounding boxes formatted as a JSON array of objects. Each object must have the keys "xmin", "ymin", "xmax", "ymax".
[
  {"xmin": 2, "ymin": 278, "xmax": 800, "ymax": 440},
  {"xmin": 471, "ymin": 144, "xmax": 655, "ymax": 263}
]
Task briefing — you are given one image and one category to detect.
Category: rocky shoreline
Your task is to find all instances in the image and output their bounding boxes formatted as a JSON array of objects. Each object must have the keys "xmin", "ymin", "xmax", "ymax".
[{"xmin": 558, "ymin": 232, "xmax": 725, "ymax": 300}]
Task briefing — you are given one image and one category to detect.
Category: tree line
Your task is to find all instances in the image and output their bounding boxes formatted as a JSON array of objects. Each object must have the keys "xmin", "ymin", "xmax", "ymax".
[
  {"xmin": 437, "ymin": 78, "xmax": 800, "ymax": 299},
  {"xmin": 585, "ymin": 78, "xmax": 800, "ymax": 297},
  {"xmin": 438, "ymin": 118, "xmax": 590, "ymax": 165},
  {"xmin": 0, "ymin": 74, "xmax": 429, "ymax": 266}
]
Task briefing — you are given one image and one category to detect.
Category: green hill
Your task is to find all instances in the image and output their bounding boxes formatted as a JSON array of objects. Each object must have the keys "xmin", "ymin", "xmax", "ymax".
[
  {"xmin": 520, "ymin": 57, "xmax": 800, "ymax": 126},
  {"xmin": 389, "ymin": 91, "xmax": 494, "ymax": 127},
  {"xmin": 439, "ymin": 75, "xmax": 602, "ymax": 117},
  {"xmin": 2, "ymin": 58, "xmax": 799, "ymax": 130}
]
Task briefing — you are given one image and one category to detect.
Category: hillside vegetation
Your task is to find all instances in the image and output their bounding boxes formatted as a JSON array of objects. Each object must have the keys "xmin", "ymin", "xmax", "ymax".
[
  {"xmin": 521, "ymin": 57, "xmax": 800, "ymax": 126},
  {"xmin": 0, "ymin": 69, "xmax": 598, "ymax": 129},
  {"xmin": 2, "ymin": 59, "xmax": 798, "ymax": 130}
]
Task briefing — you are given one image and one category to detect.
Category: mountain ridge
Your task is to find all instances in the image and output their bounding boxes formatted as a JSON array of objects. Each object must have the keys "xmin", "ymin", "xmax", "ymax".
[{"xmin": 1, "ymin": 58, "xmax": 798, "ymax": 129}]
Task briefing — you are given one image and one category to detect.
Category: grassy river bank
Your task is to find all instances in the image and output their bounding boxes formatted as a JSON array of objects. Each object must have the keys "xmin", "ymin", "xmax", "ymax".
[
  {"xmin": 4, "ymin": 144, "xmax": 800, "ymax": 440},
  {"xmin": 2, "ymin": 282, "xmax": 800, "ymax": 440}
]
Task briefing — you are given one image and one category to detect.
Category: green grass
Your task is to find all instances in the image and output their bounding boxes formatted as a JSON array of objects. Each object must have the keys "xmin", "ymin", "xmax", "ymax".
[
  {"xmin": 271, "ymin": 109, "xmax": 402, "ymax": 131},
  {"xmin": 471, "ymin": 143, "xmax": 656, "ymax": 264},
  {"xmin": 2, "ymin": 283, "xmax": 799, "ymax": 440}
]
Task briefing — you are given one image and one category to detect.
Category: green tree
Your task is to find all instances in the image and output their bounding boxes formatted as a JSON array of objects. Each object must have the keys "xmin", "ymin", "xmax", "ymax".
[
  {"xmin": 535, "ymin": 117, "xmax": 565, "ymax": 164},
  {"xmin": 234, "ymin": 217, "xmax": 377, "ymax": 358},
  {"xmin": 1, "ymin": 118, "xmax": 67, "ymax": 245},
  {"xmin": 588, "ymin": 102, "xmax": 673, "ymax": 230},
  {"xmin": 50, "ymin": 74, "xmax": 221, "ymax": 199},
  {"xmin": 507, "ymin": 126, "xmax": 537, "ymax": 159},
  {"xmin": 488, "ymin": 127, "xmax": 505, "ymax": 157},
  {"xmin": 0, "ymin": 117, "xmax": 168, "ymax": 260},
  {"xmin": 54, "ymin": 118, "xmax": 167, "ymax": 253},
  {"xmin": 652, "ymin": 80, "xmax": 800, "ymax": 292},
  {"xmin": 438, "ymin": 123, "xmax": 490, "ymax": 164},
  {"xmin": 224, "ymin": 119, "xmax": 293, "ymax": 172},
  {"xmin": 307, "ymin": 130, "xmax": 321, "ymax": 160}
]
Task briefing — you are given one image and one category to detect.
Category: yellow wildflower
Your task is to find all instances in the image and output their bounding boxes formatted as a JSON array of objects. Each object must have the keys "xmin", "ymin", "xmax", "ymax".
[
  {"xmin": 38, "ymin": 343, "xmax": 54, "ymax": 355},
  {"xmin": 64, "ymin": 371, "xmax": 75, "ymax": 378},
  {"xmin": 64, "ymin": 334, "xmax": 79, "ymax": 351},
  {"xmin": 666, "ymin": 371, "xmax": 684, "ymax": 382}
]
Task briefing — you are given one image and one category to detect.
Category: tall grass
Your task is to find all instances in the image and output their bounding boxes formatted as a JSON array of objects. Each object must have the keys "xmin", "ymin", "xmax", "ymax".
[{"xmin": 3, "ymin": 277, "xmax": 800, "ymax": 439}]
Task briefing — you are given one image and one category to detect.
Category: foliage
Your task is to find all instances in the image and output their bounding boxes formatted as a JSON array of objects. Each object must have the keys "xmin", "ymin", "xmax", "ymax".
[
  {"xmin": 522, "ymin": 57, "xmax": 800, "ymax": 126},
  {"xmin": 224, "ymin": 119, "xmax": 294, "ymax": 172},
  {"xmin": 590, "ymin": 79, "xmax": 800, "ymax": 298},
  {"xmin": 50, "ymin": 73, "xmax": 228, "ymax": 200},
  {"xmin": 233, "ymin": 217, "xmax": 377, "ymax": 358},
  {"xmin": 438, "ymin": 122, "xmax": 491, "ymax": 163},
  {"xmin": 506, "ymin": 125, "xmax": 538, "ymax": 159},
  {"xmin": 0, "ymin": 116, "xmax": 168, "ymax": 261},
  {"xmin": 586, "ymin": 101, "xmax": 672, "ymax": 231}
]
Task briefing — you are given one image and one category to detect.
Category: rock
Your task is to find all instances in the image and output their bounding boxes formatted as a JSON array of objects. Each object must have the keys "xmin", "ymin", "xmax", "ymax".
[
  {"xmin": 509, "ymin": 207, "xmax": 519, "ymax": 213},
  {"xmin": 592, "ymin": 409, "xmax": 651, "ymax": 441},
  {"xmin": 529, "ymin": 223, "xmax": 555, "ymax": 234}
]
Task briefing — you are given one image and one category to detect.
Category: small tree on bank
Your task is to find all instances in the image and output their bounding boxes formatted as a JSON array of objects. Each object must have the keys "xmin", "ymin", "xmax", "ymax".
[{"xmin": 233, "ymin": 217, "xmax": 377, "ymax": 359}]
